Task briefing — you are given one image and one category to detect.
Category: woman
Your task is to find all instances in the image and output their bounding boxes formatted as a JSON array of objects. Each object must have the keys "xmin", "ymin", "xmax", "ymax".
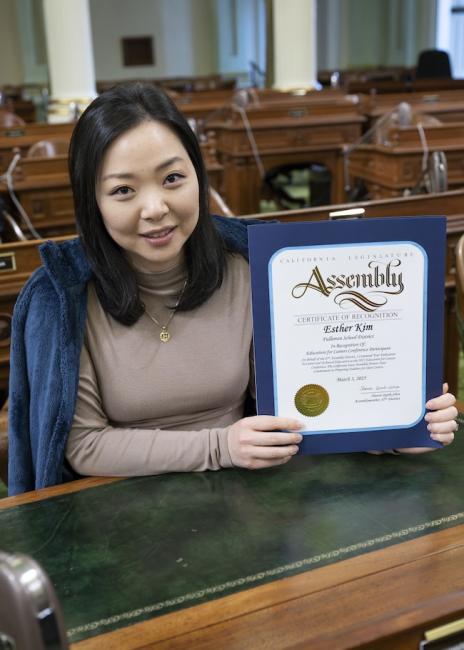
[{"xmin": 8, "ymin": 83, "xmax": 457, "ymax": 495}]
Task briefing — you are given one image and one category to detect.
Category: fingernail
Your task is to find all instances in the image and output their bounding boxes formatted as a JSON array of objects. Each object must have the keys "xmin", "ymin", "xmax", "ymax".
[
  {"xmin": 427, "ymin": 424, "xmax": 432, "ymax": 431},
  {"xmin": 293, "ymin": 421, "xmax": 304, "ymax": 429},
  {"xmin": 424, "ymin": 413, "xmax": 431, "ymax": 422}
]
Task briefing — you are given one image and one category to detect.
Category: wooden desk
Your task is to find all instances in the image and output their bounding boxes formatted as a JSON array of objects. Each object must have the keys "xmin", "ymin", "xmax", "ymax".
[
  {"xmin": 173, "ymin": 88, "xmax": 235, "ymax": 123},
  {"xmin": 2, "ymin": 154, "xmax": 74, "ymax": 238},
  {"xmin": 317, "ymin": 65, "xmax": 411, "ymax": 89},
  {"xmin": 244, "ymin": 187, "xmax": 464, "ymax": 221},
  {"xmin": 174, "ymin": 88, "xmax": 345, "ymax": 125},
  {"xmin": 361, "ymin": 89, "xmax": 464, "ymax": 125},
  {"xmin": 2, "ymin": 412, "xmax": 464, "ymax": 649},
  {"xmin": 1, "ymin": 175, "xmax": 75, "ymax": 239},
  {"xmin": 347, "ymin": 122, "xmax": 464, "ymax": 199},
  {"xmin": 346, "ymin": 77, "xmax": 464, "ymax": 95},
  {"xmin": 209, "ymin": 99, "xmax": 365, "ymax": 214}
]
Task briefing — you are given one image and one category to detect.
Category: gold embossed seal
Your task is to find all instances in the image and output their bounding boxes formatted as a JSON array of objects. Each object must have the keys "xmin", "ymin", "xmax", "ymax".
[{"xmin": 294, "ymin": 384, "xmax": 329, "ymax": 417}]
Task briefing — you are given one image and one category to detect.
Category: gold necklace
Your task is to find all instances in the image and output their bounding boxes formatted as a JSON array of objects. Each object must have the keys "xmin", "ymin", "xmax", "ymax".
[{"xmin": 144, "ymin": 280, "xmax": 187, "ymax": 343}]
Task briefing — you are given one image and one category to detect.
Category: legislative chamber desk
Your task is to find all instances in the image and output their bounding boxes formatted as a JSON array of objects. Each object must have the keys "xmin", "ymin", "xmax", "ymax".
[
  {"xmin": 1, "ymin": 414, "xmax": 464, "ymax": 649},
  {"xmin": 347, "ymin": 122, "xmax": 464, "ymax": 199},
  {"xmin": 360, "ymin": 89, "xmax": 464, "ymax": 126},
  {"xmin": 208, "ymin": 98, "xmax": 364, "ymax": 215}
]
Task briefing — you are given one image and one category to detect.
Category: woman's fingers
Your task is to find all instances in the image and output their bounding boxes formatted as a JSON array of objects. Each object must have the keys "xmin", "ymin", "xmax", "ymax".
[
  {"xmin": 430, "ymin": 432, "xmax": 455, "ymax": 446},
  {"xmin": 250, "ymin": 432, "xmax": 303, "ymax": 446},
  {"xmin": 247, "ymin": 444, "xmax": 300, "ymax": 460},
  {"xmin": 428, "ymin": 419, "xmax": 458, "ymax": 437},
  {"xmin": 425, "ymin": 392, "xmax": 456, "ymax": 410},
  {"xmin": 425, "ymin": 405, "xmax": 458, "ymax": 423},
  {"xmin": 420, "ymin": 384, "xmax": 458, "ymax": 449},
  {"xmin": 228, "ymin": 416, "xmax": 304, "ymax": 469}
]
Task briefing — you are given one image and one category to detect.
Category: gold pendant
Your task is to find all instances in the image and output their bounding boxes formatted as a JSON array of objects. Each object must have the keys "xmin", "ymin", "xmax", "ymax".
[{"xmin": 160, "ymin": 327, "xmax": 170, "ymax": 343}]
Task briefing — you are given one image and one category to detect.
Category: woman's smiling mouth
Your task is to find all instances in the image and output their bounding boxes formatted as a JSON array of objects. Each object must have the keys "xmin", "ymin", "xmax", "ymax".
[{"xmin": 140, "ymin": 227, "xmax": 176, "ymax": 246}]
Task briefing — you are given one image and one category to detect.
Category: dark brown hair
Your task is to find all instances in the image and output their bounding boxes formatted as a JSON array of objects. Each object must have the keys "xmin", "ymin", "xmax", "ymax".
[{"xmin": 68, "ymin": 82, "xmax": 225, "ymax": 325}]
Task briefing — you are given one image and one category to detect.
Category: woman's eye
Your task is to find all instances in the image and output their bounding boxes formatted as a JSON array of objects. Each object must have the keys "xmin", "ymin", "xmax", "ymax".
[
  {"xmin": 110, "ymin": 186, "xmax": 133, "ymax": 197},
  {"xmin": 165, "ymin": 172, "xmax": 184, "ymax": 185}
]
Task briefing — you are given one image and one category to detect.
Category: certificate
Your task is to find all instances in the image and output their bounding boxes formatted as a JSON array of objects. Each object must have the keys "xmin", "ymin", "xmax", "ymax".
[{"xmin": 248, "ymin": 217, "xmax": 446, "ymax": 454}]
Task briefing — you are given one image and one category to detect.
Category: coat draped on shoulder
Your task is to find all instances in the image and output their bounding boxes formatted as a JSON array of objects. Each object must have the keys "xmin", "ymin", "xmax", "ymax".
[{"xmin": 7, "ymin": 216, "xmax": 266, "ymax": 495}]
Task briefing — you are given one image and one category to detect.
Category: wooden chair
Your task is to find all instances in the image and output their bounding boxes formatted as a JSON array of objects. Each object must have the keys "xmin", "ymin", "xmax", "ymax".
[
  {"xmin": 0, "ymin": 111, "xmax": 25, "ymax": 128},
  {"xmin": 416, "ymin": 49, "xmax": 452, "ymax": 79},
  {"xmin": 27, "ymin": 139, "xmax": 69, "ymax": 157}
]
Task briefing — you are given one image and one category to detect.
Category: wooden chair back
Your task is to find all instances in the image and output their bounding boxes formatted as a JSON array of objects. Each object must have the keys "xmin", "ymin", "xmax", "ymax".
[
  {"xmin": 27, "ymin": 139, "xmax": 69, "ymax": 157},
  {"xmin": 0, "ymin": 112, "xmax": 25, "ymax": 128}
]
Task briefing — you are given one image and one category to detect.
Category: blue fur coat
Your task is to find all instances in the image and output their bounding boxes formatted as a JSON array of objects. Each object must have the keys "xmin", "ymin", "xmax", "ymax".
[{"xmin": 8, "ymin": 216, "xmax": 256, "ymax": 495}]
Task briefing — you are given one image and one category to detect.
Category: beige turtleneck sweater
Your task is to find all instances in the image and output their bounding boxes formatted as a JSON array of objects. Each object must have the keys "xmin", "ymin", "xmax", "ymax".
[{"xmin": 65, "ymin": 253, "xmax": 253, "ymax": 476}]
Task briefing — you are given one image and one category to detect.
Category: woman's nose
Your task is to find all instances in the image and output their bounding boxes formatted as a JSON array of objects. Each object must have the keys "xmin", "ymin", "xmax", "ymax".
[{"xmin": 140, "ymin": 191, "xmax": 169, "ymax": 220}]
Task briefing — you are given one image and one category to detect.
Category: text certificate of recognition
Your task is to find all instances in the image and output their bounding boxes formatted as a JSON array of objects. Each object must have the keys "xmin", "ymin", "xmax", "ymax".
[{"xmin": 248, "ymin": 217, "xmax": 446, "ymax": 454}]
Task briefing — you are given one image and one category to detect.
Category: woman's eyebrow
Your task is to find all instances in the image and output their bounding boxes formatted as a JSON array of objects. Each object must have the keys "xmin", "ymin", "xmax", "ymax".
[
  {"xmin": 101, "ymin": 172, "xmax": 135, "ymax": 182},
  {"xmin": 101, "ymin": 156, "xmax": 184, "ymax": 182},
  {"xmin": 155, "ymin": 155, "xmax": 183, "ymax": 171}
]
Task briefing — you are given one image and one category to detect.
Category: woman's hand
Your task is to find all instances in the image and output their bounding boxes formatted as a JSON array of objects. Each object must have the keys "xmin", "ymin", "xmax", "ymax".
[
  {"xmin": 396, "ymin": 383, "xmax": 458, "ymax": 454},
  {"xmin": 228, "ymin": 415, "xmax": 303, "ymax": 469}
]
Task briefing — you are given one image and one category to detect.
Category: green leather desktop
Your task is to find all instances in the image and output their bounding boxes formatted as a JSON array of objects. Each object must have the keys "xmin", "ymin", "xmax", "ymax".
[{"xmin": 1, "ymin": 423, "xmax": 463, "ymax": 647}]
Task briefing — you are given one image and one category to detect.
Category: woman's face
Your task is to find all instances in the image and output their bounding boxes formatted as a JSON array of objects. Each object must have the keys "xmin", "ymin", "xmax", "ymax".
[{"xmin": 96, "ymin": 120, "xmax": 200, "ymax": 273}]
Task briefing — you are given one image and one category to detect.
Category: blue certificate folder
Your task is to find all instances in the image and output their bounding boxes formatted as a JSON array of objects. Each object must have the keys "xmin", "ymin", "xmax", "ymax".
[{"xmin": 248, "ymin": 216, "xmax": 446, "ymax": 454}]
